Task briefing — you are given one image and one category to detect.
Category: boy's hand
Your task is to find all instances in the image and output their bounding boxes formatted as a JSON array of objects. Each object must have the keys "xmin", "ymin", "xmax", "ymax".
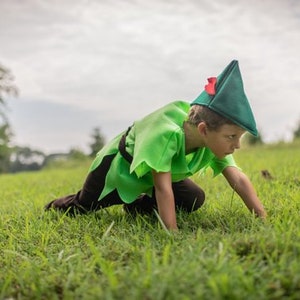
[{"xmin": 223, "ymin": 166, "xmax": 267, "ymax": 218}]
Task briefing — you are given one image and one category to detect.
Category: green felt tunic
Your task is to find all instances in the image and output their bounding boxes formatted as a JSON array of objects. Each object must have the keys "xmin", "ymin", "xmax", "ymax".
[{"xmin": 89, "ymin": 101, "xmax": 237, "ymax": 204}]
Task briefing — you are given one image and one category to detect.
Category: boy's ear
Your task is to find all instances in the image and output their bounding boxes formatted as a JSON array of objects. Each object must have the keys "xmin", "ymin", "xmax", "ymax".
[{"xmin": 197, "ymin": 122, "xmax": 208, "ymax": 136}]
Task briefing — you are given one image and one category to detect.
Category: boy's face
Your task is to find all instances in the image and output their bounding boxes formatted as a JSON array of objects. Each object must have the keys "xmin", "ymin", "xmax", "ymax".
[{"xmin": 204, "ymin": 124, "xmax": 246, "ymax": 159}]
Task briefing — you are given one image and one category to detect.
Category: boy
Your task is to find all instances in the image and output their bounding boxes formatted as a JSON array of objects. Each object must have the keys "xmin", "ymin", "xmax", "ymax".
[{"xmin": 45, "ymin": 60, "xmax": 266, "ymax": 231}]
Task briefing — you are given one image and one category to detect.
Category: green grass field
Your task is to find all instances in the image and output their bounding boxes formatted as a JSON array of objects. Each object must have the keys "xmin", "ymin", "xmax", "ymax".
[{"xmin": 1, "ymin": 141, "xmax": 300, "ymax": 299}]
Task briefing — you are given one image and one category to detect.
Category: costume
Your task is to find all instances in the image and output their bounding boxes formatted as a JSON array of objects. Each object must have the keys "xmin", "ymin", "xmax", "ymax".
[{"xmin": 88, "ymin": 100, "xmax": 237, "ymax": 205}]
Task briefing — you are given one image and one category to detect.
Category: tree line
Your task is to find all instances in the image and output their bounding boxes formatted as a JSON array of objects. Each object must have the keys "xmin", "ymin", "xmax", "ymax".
[
  {"xmin": 0, "ymin": 63, "xmax": 105, "ymax": 173},
  {"xmin": 8, "ymin": 126, "xmax": 105, "ymax": 173}
]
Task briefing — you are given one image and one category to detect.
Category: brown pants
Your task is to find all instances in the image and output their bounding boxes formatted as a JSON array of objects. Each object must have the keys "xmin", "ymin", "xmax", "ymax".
[{"xmin": 45, "ymin": 154, "xmax": 206, "ymax": 215}]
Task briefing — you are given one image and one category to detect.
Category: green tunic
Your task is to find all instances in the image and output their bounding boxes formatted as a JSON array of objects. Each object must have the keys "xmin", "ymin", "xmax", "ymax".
[{"xmin": 89, "ymin": 101, "xmax": 237, "ymax": 204}]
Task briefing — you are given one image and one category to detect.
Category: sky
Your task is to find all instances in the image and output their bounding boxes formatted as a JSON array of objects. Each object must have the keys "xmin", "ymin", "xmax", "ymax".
[{"xmin": 0, "ymin": 0, "xmax": 299, "ymax": 154}]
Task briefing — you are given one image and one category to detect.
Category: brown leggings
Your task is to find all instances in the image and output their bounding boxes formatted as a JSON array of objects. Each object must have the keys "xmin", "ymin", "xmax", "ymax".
[{"xmin": 45, "ymin": 154, "xmax": 206, "ymax": 214}]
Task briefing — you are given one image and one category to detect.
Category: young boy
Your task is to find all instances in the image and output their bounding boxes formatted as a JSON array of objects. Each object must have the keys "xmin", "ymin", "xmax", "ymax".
[{"xmin": 45, "ymin": 60, "xmax": 266, "ymax": 231}]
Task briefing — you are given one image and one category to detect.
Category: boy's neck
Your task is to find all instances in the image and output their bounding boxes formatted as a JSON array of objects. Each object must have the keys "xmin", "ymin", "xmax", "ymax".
[{"xmin": 183, "ymin": 121, "xmax": 205, "ymax": 154}]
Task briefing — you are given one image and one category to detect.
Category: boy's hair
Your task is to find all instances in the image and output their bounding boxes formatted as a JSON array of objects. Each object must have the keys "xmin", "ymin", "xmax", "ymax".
[{"xmin": 187, "ymin": 105, "xmax": 235, "ymax": 130}]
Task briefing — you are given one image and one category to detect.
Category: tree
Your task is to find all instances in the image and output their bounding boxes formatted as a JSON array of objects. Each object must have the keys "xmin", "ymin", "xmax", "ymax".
[
  {"xmin": 0, "ymin": 63, "xmax": 18, "ymax": 173},
  {"xmin": 69, "ymin": 147, "xmax": 87, "ymax": 160},
  {"xmin": 242, "ymin": 131, "xmax": 263, "ymax": 146},
  {"xmin": 89, "ymin": 127, "xmax": 105, "ymax": 157},
  {"xmin": 9, "ymin": 146, "xmax": 45, "ymax": 173},
  {"xmin": 0, "ymin": 63, "xmax": 18, "ymax": 119},
  {"xmin": 0, "ymin": 123, "xmax": 12, "ymax": 172},
  {"xmin": 293, "ymin": 119, "xmax": 300, "ymax": 140}
]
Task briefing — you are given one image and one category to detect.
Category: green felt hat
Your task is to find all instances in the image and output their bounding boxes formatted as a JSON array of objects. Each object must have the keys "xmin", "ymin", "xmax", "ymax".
[{"xmin": 191, "ymin": 60, "xmax": 258, "ymax": 136}]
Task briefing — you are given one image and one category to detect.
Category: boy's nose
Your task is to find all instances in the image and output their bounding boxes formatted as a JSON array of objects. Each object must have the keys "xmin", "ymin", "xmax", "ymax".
[{"xmin": 235, "ymin": 139, "xmax": 241, "ymax": 149}]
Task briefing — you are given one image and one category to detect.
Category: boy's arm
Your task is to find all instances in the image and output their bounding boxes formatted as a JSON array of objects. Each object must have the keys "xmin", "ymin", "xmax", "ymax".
[
  {"xmin": 222, "ymin": 166, "xmax": 267, "ymax": 219},
  {"xmin": 152, "ymin": 170, "xmax": 178, "ymax": 231}
]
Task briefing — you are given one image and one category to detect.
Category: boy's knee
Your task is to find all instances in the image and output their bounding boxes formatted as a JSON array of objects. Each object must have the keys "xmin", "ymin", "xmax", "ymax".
[
  {"xmin": 179, "ymin": 188, "xmax": 205, "ymax": 213},
  {"xmin": 191, "ymin": 189, "xmax": 205, "ymax": 211}
]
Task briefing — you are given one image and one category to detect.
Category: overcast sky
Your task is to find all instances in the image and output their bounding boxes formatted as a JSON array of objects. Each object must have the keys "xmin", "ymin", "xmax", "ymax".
[{"xmin": 1, "ymin": 0, "xmax": 299, "ymax": 154}]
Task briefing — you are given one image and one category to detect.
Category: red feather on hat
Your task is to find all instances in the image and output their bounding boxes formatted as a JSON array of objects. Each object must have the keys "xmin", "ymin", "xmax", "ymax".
[{"xmin": 205, "ymin": 77, "xmax": 217, "ymax": 95}]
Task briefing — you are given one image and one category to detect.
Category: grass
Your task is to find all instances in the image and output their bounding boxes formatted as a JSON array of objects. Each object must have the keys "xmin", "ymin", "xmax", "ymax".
[{"xmin": 1, "ymin": 141, "xmax": 300, "ymax": 299}]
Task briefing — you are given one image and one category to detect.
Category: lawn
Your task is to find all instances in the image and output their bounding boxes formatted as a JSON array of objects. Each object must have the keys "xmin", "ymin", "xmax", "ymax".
[{"xmin": 1, "ymin": 141, "xmax": 300, "ymax": 299}]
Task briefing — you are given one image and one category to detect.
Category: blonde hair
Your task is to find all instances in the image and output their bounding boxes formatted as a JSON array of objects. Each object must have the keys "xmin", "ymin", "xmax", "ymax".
[{"xmin": 187, "ymin": 105, "xmax": 235, "ymax": 131}]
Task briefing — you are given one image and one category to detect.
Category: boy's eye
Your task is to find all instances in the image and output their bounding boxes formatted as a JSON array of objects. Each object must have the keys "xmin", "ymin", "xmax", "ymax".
[{"xmin": 228, "ymin": 135, "xmax": 235, "ymax": 140}]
